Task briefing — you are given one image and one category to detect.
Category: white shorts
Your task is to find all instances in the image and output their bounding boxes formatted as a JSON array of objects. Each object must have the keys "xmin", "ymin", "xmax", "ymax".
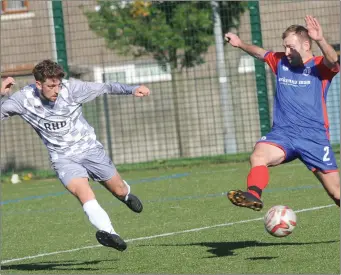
[{"xmin": 51, "ymin": 146, "xmax": 116, "ymax": 186}]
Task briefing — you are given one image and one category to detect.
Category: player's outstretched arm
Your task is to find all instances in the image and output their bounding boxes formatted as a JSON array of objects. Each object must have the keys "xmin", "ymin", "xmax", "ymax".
[
  {"xmin": 70, "ymin": 79, "xmax": 151, "ymax": 104},
  {"xmin": 225, "ymin": 32, "xmax": 267, "ymax": 61},
  {"xmin": 1, "ymin": 77, "xmax": 15, "ymax": 96},
  {"xmin": 305, "ymin": 15, "xmax": 339, "ymax": 70}
]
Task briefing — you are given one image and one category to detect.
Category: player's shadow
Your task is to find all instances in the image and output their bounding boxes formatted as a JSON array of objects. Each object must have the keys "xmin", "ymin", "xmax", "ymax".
[
  {"xmin": 1, "ymin": 259, "xmax": 117, "ymax": 272},
  {"xmin": 141, "ymin": 240, "xmax": 338, "ymax": 258}
]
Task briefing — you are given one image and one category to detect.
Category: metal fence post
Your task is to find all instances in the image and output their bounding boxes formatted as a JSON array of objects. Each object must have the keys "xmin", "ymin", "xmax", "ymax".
[
  {"xmin": 211, "ymin": 0, "xmax": 237, "ymax": 154},
  {"xmin": 248, "ymin": 1, "xmax": 270, "ymax": 135},
  {"xmin": 52, "ymin": 1, "xmax": 69, "ymax": 78}
]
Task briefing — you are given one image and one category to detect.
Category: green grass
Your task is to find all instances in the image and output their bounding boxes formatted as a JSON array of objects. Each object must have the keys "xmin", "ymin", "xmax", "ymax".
[{"xmin": 1, "ymin": 159, "xmax": 340, "ymax": 274}]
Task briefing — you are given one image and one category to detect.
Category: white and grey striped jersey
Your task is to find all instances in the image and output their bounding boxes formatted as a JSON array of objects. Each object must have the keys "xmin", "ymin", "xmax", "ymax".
[{"xmin": 1, "ymin": 78, "xmax": 139, "ymax": 161}]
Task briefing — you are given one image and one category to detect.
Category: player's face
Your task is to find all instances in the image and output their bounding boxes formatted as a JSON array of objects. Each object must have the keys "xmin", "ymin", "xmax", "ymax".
[
  {"xmin": 36, "ymin": 78, "xmax": 63, "ymax": 102},
  {"xmin": 282, "ymin": 33, "xmax": 305, "ymax": 66}
]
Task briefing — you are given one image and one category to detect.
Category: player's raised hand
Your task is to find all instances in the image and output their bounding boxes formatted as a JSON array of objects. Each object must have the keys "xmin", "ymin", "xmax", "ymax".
[
  {"xmin": 305, "ymin": 15, "xmax": 323, "ymax": 42},
  {"xmin": 224, "ymin": 32, "xmax": 242, "ymax": 48},
  {"xmin": 133, "ymin": 85, "xmax": 151, "ymax": 97},
  {"xmin": 1, "ymin": 77, "xmax": 15, "ymax": 96}
]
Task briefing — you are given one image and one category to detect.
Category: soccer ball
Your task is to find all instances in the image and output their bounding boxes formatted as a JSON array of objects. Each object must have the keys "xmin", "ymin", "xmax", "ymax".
[{"xmin": 264, "ymin": 205, "xmax": 297, "ymax": 237}]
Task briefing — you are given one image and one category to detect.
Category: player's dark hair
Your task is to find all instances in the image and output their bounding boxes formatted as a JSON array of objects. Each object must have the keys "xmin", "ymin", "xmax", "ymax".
[
  {"xmin": 282, "ymin": 25, "xmax": 312, "ymax": 48},
  {"xmin": 33, "ymin": 59, "xmax": 65, "ymax": 82}
]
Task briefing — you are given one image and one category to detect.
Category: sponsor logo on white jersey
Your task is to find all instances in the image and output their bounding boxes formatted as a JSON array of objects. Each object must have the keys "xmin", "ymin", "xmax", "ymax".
[{"xmin": 38, "ymin": 115, "xmax": 71, "ymax": 136}]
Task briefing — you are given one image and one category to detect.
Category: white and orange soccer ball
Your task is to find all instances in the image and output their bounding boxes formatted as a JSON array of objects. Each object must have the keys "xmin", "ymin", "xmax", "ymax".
[{"xmin": 264, "ymin": 205, "xmax": 297, "ymax": 237}]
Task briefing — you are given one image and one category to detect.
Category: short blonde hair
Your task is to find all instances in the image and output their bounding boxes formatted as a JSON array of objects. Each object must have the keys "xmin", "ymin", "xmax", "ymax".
[{"xmin": 282, "ymin": 25, "xmax": 312, "ymax": 48}]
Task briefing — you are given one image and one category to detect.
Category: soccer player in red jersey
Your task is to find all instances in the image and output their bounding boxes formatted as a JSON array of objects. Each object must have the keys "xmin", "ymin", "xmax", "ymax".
[{"xmin": 224, "ymin": 15, "xmax": 340, "ymax": 210}]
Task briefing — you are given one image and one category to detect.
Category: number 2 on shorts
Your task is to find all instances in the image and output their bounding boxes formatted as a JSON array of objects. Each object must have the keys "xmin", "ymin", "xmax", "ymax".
[{"xmin": 323, "ymin": 146, "xmax": 330, "ymax": 162}]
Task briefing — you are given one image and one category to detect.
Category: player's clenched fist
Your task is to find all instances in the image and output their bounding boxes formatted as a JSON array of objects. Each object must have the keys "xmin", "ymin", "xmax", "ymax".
[
  {"xmin": 133, "ymin": 85, "xmax": 151, "ymax": 97},
  {"xmin": 224, "ymin": 32, "xmax": 242, "ymax": 48},
  {"xmin": 1, "ymin": 77, "xmax": 15, "ymax": 96}
]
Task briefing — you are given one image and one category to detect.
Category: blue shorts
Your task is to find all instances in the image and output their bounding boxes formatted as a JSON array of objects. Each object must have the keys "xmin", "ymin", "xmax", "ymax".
[{"xmin": 257, "ymin": 129, "xmax": 338, "ymax": 173}]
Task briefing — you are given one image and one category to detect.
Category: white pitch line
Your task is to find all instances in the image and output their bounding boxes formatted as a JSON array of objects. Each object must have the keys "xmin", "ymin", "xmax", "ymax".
[{"xmin": 1, "ymin": 204, "xmax": 335, "ymax": 264}]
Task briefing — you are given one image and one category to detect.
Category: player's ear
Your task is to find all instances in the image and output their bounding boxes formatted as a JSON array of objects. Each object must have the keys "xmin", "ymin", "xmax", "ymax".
[
  {"xmin": 302, "ymin": 40, "xmax": 310, "ymax": 51},
  {"xmin": 36, "ymin": 81, "xmax": 43, "ymax": 90}
]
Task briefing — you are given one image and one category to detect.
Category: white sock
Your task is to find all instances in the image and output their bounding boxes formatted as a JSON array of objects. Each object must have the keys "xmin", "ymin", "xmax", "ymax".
[
  {"xmin": 123, "ymin": 180, "xmax": 131, "ymax": 202},
  {"xmin": 83, "ymin": 199, "xmax": 117, "ymax": 235}
]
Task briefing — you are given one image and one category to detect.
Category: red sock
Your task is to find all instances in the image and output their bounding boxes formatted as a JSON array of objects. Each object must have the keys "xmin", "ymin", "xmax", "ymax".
[{"xmin": 247, "ymin": 165, "xmax": 269, "ymax": 199}]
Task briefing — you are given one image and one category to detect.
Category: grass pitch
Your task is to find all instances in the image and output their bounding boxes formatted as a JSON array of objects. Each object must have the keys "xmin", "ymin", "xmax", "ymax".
[{"xmin": 1, "ymin": 159, "xmax": 339, "ymax": 274}]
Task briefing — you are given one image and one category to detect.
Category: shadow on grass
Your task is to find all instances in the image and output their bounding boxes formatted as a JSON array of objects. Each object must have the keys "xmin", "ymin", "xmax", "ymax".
[
  {"xmin": 1, "ymin": 259, "xmax": 117, "ymax": 272},
  {"xmin": 138, "ymin": 240, "xmax": 339, "ymax": 258},
  {"xmin": 246, "ymin": 256, "xmax": 278, "ymax": 260}
]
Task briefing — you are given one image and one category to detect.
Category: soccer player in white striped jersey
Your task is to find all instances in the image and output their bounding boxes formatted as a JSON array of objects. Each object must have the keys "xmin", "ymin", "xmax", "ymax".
[{"xmin": 1, "ymin": 60, "xmax": 151, "ymax": 251}]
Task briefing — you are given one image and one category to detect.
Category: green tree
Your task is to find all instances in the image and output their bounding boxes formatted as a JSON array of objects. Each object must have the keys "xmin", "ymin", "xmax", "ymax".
[
  {"xmin": 84, "ymin": 0, "xmax": 246, "ymax": 71},
  {"xmin": 84, "ymin": 1, "xmax": 246, "ymax": 156}
]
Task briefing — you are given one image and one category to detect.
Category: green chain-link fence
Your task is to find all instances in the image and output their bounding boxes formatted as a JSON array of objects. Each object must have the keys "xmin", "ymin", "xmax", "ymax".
[{"xmin": 1, "ymin": 0, "xmax": 339, "ymax": 172}]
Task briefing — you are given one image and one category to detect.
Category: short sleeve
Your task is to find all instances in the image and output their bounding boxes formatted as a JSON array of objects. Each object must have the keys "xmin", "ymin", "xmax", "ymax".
[
  {"xmin": 314, "ymin": 56, "xmax": 340, "ymax": 81},
  {"xmin": 264, "ymin": 52, "xmax": 285, "ymax": 75}
]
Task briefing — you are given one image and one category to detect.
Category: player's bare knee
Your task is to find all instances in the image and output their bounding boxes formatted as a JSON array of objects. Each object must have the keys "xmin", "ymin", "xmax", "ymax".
[
  {"xmin": 114, "ymin": 183, "xmax": 128, "ymax": 197},
  {"xmin": 104, "ymin": 178, "xmax": 128, "ymax": 197},
  {"xmin": 250, "ymin": 152, "xmax": 267, "ymax": 166}
]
